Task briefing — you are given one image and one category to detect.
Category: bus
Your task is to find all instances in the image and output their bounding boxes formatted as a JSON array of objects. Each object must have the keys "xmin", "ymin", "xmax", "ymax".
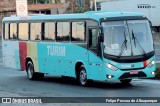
[{"xmin": 2, "ymin": 11, "xmax": 156, "ymax": 86}]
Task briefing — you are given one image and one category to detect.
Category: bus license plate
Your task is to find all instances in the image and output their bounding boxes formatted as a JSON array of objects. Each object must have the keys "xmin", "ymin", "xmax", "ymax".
[{"xmin": 130, "ymin": 71, "xmax": 138, "ymax": 75}]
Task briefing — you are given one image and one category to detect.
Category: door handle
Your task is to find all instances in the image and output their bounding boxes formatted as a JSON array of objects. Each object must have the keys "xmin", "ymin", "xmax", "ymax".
[{"xmin": 70, "ymin": 61, "xmax": 73, "ymax": 64}]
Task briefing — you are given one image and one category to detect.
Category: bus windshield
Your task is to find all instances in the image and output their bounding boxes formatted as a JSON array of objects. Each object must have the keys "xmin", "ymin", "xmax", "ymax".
[{"xmin": 102, "ymin": 20, "xmax": 154, "ymax": 57}]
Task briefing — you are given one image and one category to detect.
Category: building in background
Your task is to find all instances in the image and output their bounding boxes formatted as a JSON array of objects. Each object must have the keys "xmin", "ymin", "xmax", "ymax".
[
  {"xmin": 0, "ymin": 0, "xmax": 69, "ymax": 33},
  {"xmin": 0, "ymin": 0, "xmax": 95, "ymax": 33}
]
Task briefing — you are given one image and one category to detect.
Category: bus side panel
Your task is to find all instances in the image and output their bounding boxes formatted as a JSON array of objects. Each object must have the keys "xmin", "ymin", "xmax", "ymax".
[
  {"xmin": 27, "ymin": 42, "xmax": 39, "ymax": 72},
  {"xmin": 3, "ymin": 41, "xmax": 20, "ymax": 69},
  {"xmin": 88, "ymin": 51, "xmax": 104, "ymax": 80},
  {"xmin": 19, "ymin": 42, "xmax": 27, "ymax": 71},
  {"xmin": 37, "ymin": 42, "xmax": 60, "ymax": 75},
  {"xmin": 37, "ymin": 43, "xmax": 89, "ymax": 78},
  {"xmin": 65, "ymin": 44, "xmax": 89, "ymax": 78},
  {"xmin": 37, "ymin": 42, "xmax": 45, "ymax": 73},
  {"xmin": 59, "ymin": 43, "xmax": 71, "ymax": 76}
]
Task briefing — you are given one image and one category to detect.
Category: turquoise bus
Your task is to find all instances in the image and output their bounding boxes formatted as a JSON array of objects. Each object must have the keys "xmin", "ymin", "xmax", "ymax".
[{"xmin": 2, "ymin": 11, "xmax": 156, "ymax": 86}]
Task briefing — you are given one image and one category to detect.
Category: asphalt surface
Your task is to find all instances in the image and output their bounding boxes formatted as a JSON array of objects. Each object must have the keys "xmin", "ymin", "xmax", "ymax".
[
  {"xmin": 0, "ymin": 33, "xmax": 160, "ymax": 106},
  {"xmin": 0, "ymin": 62, "xmax": 160, "ymax": 106}
]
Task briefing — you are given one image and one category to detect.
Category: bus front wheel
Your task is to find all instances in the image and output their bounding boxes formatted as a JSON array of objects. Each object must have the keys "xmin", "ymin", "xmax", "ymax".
[
  {"xmin": 120, "ymin": 79, "xmax": 132, "ymax": 84},
  {"xmin": 78, "ymin": 65, "xmax": 88, "ymax": 86},
  {"xmin": 27, "ymin": 61, "xmax": 44, "ymax": 80}
]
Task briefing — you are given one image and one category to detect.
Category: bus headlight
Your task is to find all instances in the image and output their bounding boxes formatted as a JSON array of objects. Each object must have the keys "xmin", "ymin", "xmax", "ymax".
[
  {"xmin": 147, "ymin": 60, "xmax": 155, "ymax": 68},
  {"xmin": 105, "ymin": 63, "xmax": 118, "ymax": 71}
]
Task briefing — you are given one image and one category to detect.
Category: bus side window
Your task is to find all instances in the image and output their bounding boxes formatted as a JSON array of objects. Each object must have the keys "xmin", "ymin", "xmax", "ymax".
[
  {"xmin": 56, "ymin": 22, "xmax": 70, "ymax": 42},
  {"xmin": 44, "ymin": 22, "xmax": 55, "ymax": 40},
  {"xmin": 30, "ymin": 23, "xmax": 41, "ymax": 41},
  {"xmin": 89, "ymin": 28, "xmax": 98, "ymax": 48},
  {"xmin": 71, "ymin": 22, "xmax": 85, "ymax": 42},
  {"xmin": 10, "ymin": 23, "xmax": 18, "ymax": 39},
  {"xmin": 4, "ymin": 23, "xmax": 9, "ymax": 40},
  {"xmin": 19, "ymin": 23, "xmax": 29, "ymax": 40}
]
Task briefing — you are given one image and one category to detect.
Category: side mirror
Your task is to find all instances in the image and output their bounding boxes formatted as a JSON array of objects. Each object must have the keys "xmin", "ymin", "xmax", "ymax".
[
  {"xmin": 99, "ymin": 33, "xmax": 104, "ymax": 42},
  {"xmin": 148, "ymin": 20, "xmax": 152, "ymax": 27},
  {"xmin": 99, "ymin": 26, "xmax": 103, "ymax": 31}
]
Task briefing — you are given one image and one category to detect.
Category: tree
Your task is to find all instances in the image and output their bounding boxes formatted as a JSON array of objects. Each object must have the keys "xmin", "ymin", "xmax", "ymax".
[
  {"xmin": 38, "ymin": 0, "xmax": 51, "ymax": 4},
  {"xmin": 74, "ymin": 6, "xmax": 89, "ymax": 13},
  {"xmin": 28, "ymin": 0, "xmax": 51, "ymax": 4}
]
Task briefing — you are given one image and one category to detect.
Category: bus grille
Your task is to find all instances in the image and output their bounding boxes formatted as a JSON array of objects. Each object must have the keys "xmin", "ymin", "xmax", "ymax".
[{"xmin": 120, "ymin": 67, "xmax": 145, "ymax": 71}]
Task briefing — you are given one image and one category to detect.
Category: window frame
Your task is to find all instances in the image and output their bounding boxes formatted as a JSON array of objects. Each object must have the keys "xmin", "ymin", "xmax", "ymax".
[{"xmin": 3, "ymin": 19, "xmax": 88, "ymax": 43}]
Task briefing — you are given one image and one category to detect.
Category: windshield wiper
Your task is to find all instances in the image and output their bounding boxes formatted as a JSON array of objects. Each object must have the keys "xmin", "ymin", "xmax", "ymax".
[
  {"xmin": 118, "ymin": 31, "xmax": 127, "ymax": 57},
  {"xmin": 131, "ymin": 30, "xmax": 147, "ymax": 56}
]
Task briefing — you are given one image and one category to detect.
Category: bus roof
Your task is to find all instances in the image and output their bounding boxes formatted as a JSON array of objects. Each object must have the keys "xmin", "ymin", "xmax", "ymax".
[{"xmin": 2, "ymin": 11, "xmax": 145, "ymax": 22}]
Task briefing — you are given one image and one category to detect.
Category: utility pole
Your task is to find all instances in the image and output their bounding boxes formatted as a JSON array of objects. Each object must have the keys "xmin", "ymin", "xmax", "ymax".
[
  {"xmin": 72, "ymin": 0, "xmax": 74, "ymax": 12},
  {"xmin": 35, "ymin": 0, "xmax": 37, "ymax": 4},
  {"xmin": 94, "ymin": 0, "xmax": 97, "ymax": 11}
]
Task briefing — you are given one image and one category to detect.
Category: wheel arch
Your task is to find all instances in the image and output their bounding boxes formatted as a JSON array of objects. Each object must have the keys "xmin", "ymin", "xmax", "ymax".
[
  {"xmin": 75, "ymin": 61, "xmax": 89, "ymax": 79},
  {"xmin": 75, "ymin": 62, "xmax": 83, "ymax": 78},
  {"xmin": 25, "ymin": 57, "xmax": 33, "ymax": 71}
]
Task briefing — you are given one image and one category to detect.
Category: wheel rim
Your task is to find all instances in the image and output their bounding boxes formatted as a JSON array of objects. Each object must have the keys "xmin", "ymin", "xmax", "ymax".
[
  {"xmin": 80, "ymin": 69, "xmax": 87, "ymax": 85},
  {"xmin": 27, "ymin": 64, "xmax": 33, "ymax": 79}
]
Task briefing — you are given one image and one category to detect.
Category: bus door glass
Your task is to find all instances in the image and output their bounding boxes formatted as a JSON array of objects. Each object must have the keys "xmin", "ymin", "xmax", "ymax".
[{"xmin": 88, "ymin": 27, "xmax": 98, "ymax": 55}]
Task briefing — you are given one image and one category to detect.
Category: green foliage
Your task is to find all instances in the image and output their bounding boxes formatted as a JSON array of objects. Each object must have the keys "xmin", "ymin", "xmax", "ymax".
[
  {"xmin": 56, "ymin": 0, "xmax": 61, "ymax": 3},
  {"xmin": 38, "ymin": 0, "xmax": 51, "ymax": 3},
  {"xmin": 155, "ymin": 67, "xmax": 160, "ymax": 79},
  {"xmin": 28, "ymin": 0, "xmax": 51, "ymax": 4},
  {"xmin": 74, "ymin": 6, "xmax": 89, "ymax": 13}
]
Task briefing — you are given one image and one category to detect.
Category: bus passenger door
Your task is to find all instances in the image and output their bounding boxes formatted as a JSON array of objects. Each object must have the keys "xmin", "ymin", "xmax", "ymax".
[{"xmin": 88, "ymin": 27, "xmax": 103, "ymax": 80}]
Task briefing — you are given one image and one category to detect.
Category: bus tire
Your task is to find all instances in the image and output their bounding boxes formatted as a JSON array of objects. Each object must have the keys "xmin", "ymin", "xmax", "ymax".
[
  {"xmin": 120, "ymin": 79, "xmax": 132, "ymax": 84},
  {"xmin": 26, "ymin": 61, "xmax": 44, "ymax": 80},
  {"xmin": 78, "ymin": 65, "xmax": 88, "ymax": 86}
]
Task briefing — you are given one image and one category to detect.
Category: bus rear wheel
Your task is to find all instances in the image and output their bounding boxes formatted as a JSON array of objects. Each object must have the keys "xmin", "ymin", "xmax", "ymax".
[
  {"xmin": 27, "ymin": 61, "xmax": 44, "ymax": 80},
  {"xmin": 120, "ymin": 79, "xmax": 132, "ymax": 84},
  {"xmin": 78, "ymin": 65, "xmax": 88, "ymax": 86}
]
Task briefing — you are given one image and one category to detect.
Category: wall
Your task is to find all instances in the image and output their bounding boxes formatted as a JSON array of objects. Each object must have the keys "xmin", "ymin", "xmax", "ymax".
[{"xmin": 0, "ymin": 0, "xmax": 16, "ymax": 34}]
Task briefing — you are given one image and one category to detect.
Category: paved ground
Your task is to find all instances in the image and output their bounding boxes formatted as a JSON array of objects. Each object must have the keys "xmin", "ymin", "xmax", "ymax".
[
  {"xmin": 0, "ymin": 46, "xmax": 160, "ymax": 106},
  {"xmin": 0, "ymin": 33, "xmax": 160, "ymax": 106},
  {"xmin": 0, "ymin": 64, "xmax": 160, "ymax": 106}
]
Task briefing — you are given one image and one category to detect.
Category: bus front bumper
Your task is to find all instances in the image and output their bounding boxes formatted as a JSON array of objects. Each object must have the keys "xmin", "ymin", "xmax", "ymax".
[{"xmin": 105, "ymin": 65, "xmax": 156, "ymax": 81}]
